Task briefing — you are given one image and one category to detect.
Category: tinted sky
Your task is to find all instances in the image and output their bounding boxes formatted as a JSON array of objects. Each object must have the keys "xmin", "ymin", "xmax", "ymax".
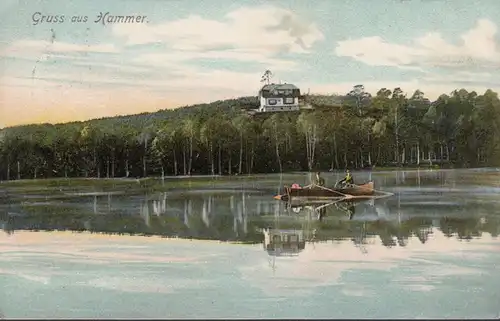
[{"xmin": 1, "ymin": 0, "xmax": 500, "ymax": 126}]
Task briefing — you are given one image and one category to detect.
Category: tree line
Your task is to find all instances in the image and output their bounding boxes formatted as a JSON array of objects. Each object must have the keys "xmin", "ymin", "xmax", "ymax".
[{"xmin": 0, "ymin": 86, "xmax": 499, "ymax": 180}]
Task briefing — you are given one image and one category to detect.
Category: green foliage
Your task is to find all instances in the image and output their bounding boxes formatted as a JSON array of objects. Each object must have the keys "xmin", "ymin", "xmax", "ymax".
[{"xmin": 0, "ymin": 88, "xmax": 499, "ymax": 180}]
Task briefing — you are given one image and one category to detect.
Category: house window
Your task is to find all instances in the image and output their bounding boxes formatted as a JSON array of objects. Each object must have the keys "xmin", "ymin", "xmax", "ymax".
[
  {"xmin": 284, "ymin": 97, "xmax": 294, "ymax": 104},
  {"xmin": 268, "ymin": 99, "xmax": 277, "ymax": 105},
  {"xmin": 277, "ymin": 89, "xmax": 293, "ymax": 95}
]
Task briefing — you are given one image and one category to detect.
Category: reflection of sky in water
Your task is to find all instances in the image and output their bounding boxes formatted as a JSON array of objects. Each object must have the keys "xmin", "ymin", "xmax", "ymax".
[{"xmin": 0, "ymin": 230, "xmax": 499, "ymax": 319}]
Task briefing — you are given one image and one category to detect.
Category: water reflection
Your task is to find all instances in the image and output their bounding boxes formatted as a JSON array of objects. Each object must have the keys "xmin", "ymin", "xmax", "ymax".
[
  {"xmin": 274, "ymin": 196, "xmax": 499, "ymax": 254},
  {"xmin": 1, "ymin": 170, "xmax": 500, "ymax": 320},
  {"xmin": 0, "ymin": 170, "xmax": 499, "ymax": 249},
  {"xmin": 263, "ymin": 228, "xmax": 306, "ymax": 256}
]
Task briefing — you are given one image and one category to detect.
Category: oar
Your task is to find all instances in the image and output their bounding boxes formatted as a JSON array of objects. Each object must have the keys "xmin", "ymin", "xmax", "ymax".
[
  {"xmin": 314, "ymin": 199, "xmax": 345, "ymax": 211},
  {"xmin": 356, "ymin": 181, "xmax": 393, "ymax": 195},
  {"xmin": 274, "ymin": 182, "xmax": 358, "ymax": 201},
  {"xmin": 313, "ymin": 184, "xmax": 354, "ymax": 199},
  {"xmin": 346, "ymin": 181, "xmax": 395, "ymax": 198}
]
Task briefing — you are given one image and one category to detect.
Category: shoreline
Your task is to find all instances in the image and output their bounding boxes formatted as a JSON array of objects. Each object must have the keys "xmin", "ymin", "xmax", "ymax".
[{"xmin": 0, "ymin": 166, "xmax": 496, "ymax": 185}]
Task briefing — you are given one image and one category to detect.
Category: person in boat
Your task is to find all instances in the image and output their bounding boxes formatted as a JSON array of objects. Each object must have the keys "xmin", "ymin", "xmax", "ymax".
[
  {"xmin": 337, "ymin": 169, "xmax": 354, "ymax": 187},
  {"xmin": 315, "ymin": 172, "xmax": 325, "ymax": 187}
]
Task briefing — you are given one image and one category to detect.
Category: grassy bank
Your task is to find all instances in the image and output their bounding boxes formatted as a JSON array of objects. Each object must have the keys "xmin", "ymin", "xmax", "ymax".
[{"xmin": 0, "ymin": 165, "xmax": 463, "ymax": 189}]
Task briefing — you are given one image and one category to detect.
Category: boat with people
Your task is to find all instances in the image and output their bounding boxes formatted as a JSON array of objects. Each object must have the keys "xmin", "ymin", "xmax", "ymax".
[
  {"xmin": 274, "ymin": 181, "xmax": 375, "ymax": 202},
  {"xmin": 274, "ymin": 170, "xmax": 393, "ymax": 203}
]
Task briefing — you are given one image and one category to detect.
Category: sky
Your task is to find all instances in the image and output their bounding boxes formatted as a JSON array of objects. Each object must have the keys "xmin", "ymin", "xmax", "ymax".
[{"xmin": 1, "ymin": 0, "xmax": 500, "ymax": 127}]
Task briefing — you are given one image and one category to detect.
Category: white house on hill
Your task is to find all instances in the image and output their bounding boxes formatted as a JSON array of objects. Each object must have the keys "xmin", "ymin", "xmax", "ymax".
[{"xmin": 258, "ymin": 83, "xmax": 301, "ymax": 113}]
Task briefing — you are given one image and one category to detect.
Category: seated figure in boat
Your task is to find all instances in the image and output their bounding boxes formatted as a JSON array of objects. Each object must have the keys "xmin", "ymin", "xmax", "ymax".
[
  {"xmin": 315, "ymin": 172, "xmax": 325, "ymax": 187},
  {"xmin": 336, "ymin": 169, "xmax": 354, "ymax": 187}
]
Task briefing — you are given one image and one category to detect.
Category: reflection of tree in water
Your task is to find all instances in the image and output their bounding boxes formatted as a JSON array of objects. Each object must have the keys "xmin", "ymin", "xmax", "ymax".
[
  {"xmin": 378, "ymin": 218, "xmax": 433, "ymax": 246},
  {"xmin": 481, "ymin": 216, "xmax": 500, "ymax": 238},
  {"xmin": 369, "ymin": 220, "xmax": 398, "ymax": 248},
  {"xmin": 439, "ymin": 217, "xmax": 483, "ymax": 241},
  {"xmin": 396, "ymin": 236, "xmax": 408, "ymax": 247},
  {"xmin": 0, "ymin": 209, "xmax": 14, "ymax": 235},
  {"xmin": 1, "ymin": 194, "xmax": 267, "ymax": 243},
  {"xmin": 379, "ymin": 233, "xmax": 397, "ymax": 247},
  {"xmin": 2, "ymin": 193, "xmax": 500, "ymax": 249},
  {"xmin": 350, "ymin": 222, "xmax": 369, "ymax": 253},
  {"xmin": 310, "ymin": 201, "xmax": 496, "ymax": 248}
]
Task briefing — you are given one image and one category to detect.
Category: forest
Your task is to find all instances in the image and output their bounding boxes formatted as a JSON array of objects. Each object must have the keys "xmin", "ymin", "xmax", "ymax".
[{"xmin": 0, "ymin": 85, "xmax": 499, "ymax": 180}]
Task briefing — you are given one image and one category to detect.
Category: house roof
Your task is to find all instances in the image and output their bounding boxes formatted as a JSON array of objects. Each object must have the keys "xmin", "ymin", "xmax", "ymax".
[{"xmin": 260, "ymin": 83, "xmax": 299, "ymax": 91}]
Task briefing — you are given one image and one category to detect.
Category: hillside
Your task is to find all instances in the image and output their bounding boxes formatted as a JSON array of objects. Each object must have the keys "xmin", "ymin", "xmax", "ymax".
[{"xmin": 0, "ymin": 87, "xmax": 499, "ymax": 180}]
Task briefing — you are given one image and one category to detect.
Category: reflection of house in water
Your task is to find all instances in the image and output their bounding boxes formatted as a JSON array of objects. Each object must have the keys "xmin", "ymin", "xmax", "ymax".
[{"xmin": 263, "ymin": 228, "xmax": 306, "ymax": 256}]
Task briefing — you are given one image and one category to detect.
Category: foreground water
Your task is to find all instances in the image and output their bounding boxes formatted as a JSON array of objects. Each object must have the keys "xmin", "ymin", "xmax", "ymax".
[{"xmin": 0, "ymin": 169, "xmax": 499, "ymax": 318}]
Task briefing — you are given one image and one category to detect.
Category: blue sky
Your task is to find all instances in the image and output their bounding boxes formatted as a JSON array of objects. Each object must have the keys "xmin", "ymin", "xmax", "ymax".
[{"xmin": 1, "ymin": 0, "xmax": 500, "ymax": 126}]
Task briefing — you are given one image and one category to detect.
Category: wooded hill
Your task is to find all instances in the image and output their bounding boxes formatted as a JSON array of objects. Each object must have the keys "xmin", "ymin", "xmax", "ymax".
[{"xmin": 0, "ymin": 86, "xmax": 499, "ymax": 180}]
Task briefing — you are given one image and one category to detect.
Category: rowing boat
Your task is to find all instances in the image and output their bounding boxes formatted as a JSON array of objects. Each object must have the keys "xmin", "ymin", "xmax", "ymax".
[{"xmin": 275, "ymin": 182, "xmax": 375, "ymax": 202}]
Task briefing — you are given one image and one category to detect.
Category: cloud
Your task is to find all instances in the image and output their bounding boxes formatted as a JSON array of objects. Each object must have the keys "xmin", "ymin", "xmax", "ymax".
[
  {"xmin": 335, "ymin": 19, "xmax": 500, "ymax": 71},
  {"xmin": 1, "ymin": 40, "xmax": 119, "ymax": 58},
  {"xmin": 113, "ymin": 6, "xmax": 323, "ymax": 53},
  {"xmin": 10, "ymin": 65, "xmax": 264, "ymax": 94},
  {"xmin": 71, "ymin": 61, "xmax": 152, "ymax": 73},
  {"xmin": 133, "ymin": 50, "xmax": 298, "ymax": 71},
  {"xmin": 420, "ymin": 70, "xmax": 500, "ymax": 88},
  {"xmin": 112, "ymin": 6, "xmax": 322, "ymax": 73}
]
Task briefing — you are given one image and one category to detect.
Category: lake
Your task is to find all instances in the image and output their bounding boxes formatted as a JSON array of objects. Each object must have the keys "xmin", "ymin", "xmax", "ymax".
[{"xmin": 0, "ymin": 169, "xmax": 499, "ymax": 319}]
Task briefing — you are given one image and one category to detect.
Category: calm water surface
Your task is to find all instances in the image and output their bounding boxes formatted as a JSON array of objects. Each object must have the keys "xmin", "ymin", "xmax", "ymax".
[{"xmin": 0, "ymin": 169, "xmax": 499, "ymax": 318}]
